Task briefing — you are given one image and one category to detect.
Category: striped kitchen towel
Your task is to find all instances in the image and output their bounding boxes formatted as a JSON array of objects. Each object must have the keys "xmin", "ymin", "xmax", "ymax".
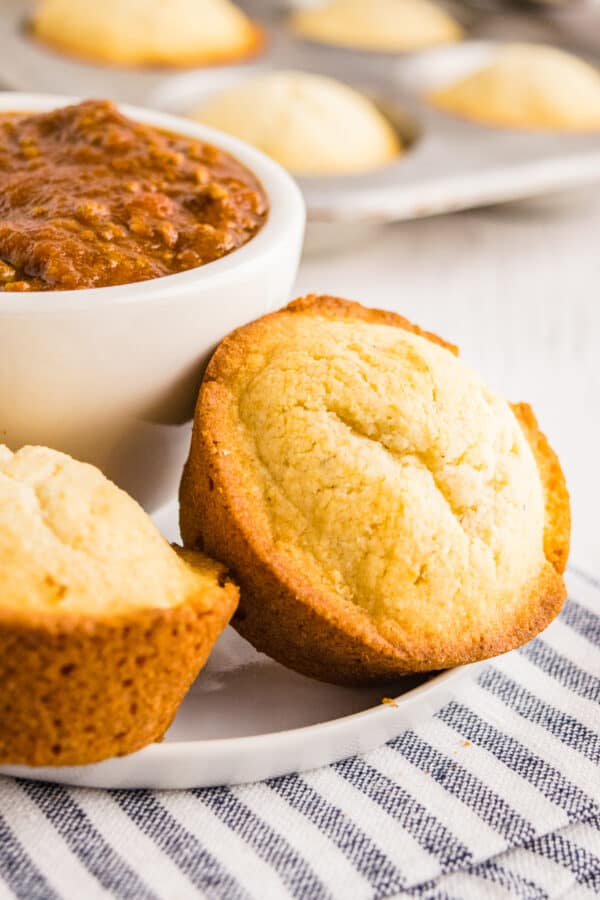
[{"xmin": 1, "ymin": 567, "xmax": 599, "ymax": 900}]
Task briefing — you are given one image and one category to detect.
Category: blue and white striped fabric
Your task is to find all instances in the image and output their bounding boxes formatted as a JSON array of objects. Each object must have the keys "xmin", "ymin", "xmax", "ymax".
[{"xmin": 1, "ymin": 567, "xmax": 599, "ymax": 900}]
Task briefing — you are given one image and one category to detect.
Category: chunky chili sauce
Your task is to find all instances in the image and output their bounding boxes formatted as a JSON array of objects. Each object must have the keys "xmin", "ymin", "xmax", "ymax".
[{"xmin": 0, "ymin": 100, "xmax": 268, "ymax": 291}]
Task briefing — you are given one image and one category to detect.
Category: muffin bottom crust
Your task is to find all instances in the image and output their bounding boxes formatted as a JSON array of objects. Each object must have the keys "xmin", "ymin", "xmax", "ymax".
[{"xmin": 0, "ymin": 565, "xmax": 237, "ymax": 767}]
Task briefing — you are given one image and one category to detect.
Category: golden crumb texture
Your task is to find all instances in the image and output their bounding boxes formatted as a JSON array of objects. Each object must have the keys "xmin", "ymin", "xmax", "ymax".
[
  {"xmin": 180, "ymin": 294, "xmax": 570, "ymax": 685},
  {"xmin": 31, "ymin": 0, "xmax": 263, "ymax": 67},
  {"xmin": 0, "ymin": 445, "xmax": 238, "ymax": 766}
]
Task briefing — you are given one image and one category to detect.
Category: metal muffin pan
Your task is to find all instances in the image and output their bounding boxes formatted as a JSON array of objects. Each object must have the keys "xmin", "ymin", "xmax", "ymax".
[
  {"xmin": 151, "ymin": 39, "xmax": 600, "ymax": 224},
  {"xmin": 2, "ymin": 0, "xmax": 600, "ymax": 225},
  {"xmin": 275, "ymin": 0, "xmax": 476, "ymax": 81},
  {"xmin": 0, "ymin": 0, "xmax": 269, "ymax": 106}
]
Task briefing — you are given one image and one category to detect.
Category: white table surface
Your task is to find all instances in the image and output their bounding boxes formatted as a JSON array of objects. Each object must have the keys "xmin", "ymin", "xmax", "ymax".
[{"xmin": 295, "ymin": 192, "xmax": 600, "ymax": 573}]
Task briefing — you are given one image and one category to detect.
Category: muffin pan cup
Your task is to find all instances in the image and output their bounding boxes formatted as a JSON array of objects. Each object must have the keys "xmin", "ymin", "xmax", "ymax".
[
  {"xmin": 0, "ymin": 0, "xmax": 266, "ymax": 106},
  {"xmin": 149, "ymin": 39, "xmax": 600, "ymax": 224},
  {"xmin": 2, "ymin": 2, "xmax": 600, "ymax": 222}
]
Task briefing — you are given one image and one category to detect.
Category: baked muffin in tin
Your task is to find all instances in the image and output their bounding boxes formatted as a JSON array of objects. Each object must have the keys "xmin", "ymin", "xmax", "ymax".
[
  {"xmin": 196, "ymin": 70, "xmax": 402, "ymax": 176},
  {"xmin": 430, "ymin": 44, "xmax": 600, "ymax": 131},
  {"xmin": 31, "ymin": 0, "xmax": 263, "ymax": 67},
  {"xmin": 292, "ymin": 0, "xmax": 463, "ymax": 53}
]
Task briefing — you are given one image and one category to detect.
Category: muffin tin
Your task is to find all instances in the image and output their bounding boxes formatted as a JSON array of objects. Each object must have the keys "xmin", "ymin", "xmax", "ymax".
[
  {"xmin": 2, "ymin": 0, "xmax": 600, "ymax": 224},
  {"xmin": 282, "ymin": 0, "xmax": 472, "ymax": 73},
  {"xmin": 0, "ymin": 0, "xmax": 269, "ymax": 106}
]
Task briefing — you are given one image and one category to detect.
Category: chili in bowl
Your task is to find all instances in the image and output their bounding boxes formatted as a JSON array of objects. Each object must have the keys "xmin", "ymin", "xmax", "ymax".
[{"xmin": 0, "ymin": 94, "xmax": 305, "ymax": 510}]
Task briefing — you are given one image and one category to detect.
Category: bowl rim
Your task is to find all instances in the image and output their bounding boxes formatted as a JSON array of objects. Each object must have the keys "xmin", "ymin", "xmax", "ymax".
[{"xmin": 0, "ymin": 91, "xmax": 305, "ymax": 312}]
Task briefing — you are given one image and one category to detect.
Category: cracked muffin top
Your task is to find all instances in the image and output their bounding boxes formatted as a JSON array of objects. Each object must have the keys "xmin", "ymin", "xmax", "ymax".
[
  {"xmin": 180, "ymin": 295, "xmax": 569, "ymax": 684},
  {"xmin": 0, "ymin": 444, "xmax": 233, "ymax": 619}
]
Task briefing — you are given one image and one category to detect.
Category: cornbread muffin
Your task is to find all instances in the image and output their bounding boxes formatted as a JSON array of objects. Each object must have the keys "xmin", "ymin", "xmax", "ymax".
[
  {"xmin": 31, "ymin": 0, "xmax": 263, "ymax": 67},
  {"xmin": 0, "ymin": 445, "xmax": 237, "ymax": 766},
  {"xmin": 196, "ymin": 71, "xmax": 402, "ymax": 176},
  {"xmin": 429, "ymin": 44, "xmax": 600, "ymax": 130},
  {"xmin": 180, "ymin": 295, "xmax": 569, "ymax": 685},
  {"xmin": 292, "ymin": 0, "xmax": 463, "ymax": 53}
]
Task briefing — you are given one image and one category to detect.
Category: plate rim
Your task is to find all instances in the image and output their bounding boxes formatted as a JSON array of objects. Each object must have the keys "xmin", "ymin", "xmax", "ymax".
[
  {"xmin": 151, "ymin": 662, "xmax": 474, "ymax": 753},
  {"xmin": 0, "ymin": 663, "xmax": 478, "ymax": 769}
]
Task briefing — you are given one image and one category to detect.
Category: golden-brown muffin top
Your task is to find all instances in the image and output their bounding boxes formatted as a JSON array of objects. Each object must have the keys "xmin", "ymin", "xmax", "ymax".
[
  {"xmin": 31, "ymin": 0, "xmax": 262, "ymax": 67},
  {"xmin": 429, "ymin": 44, "xmax": 600, "ymax": 130},
  {"xmin": 207, "ymin": 298, "xmax": 550, "ymax": 652},
  {"xmin": 196, "ymin": 70, "xmax": 401, "ymax": 176},
  {"xmin": 0, "ymin": 444, "xmax": 228, "ymax": 618},
  {"xmin": 292, "ymin": 0, "xmax": 463, "ymax": 53}
]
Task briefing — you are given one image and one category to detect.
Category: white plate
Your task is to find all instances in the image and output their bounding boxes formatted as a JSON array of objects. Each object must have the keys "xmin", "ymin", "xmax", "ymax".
[{"xmin": 0, "ymin": 501, "xmax": 479, "ymax": 789}]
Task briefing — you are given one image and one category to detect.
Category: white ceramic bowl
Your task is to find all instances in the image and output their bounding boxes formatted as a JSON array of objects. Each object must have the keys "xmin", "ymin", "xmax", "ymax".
[{"xmin": 0, "ymin": 93, "xmax": 305, "ymax": 511}]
